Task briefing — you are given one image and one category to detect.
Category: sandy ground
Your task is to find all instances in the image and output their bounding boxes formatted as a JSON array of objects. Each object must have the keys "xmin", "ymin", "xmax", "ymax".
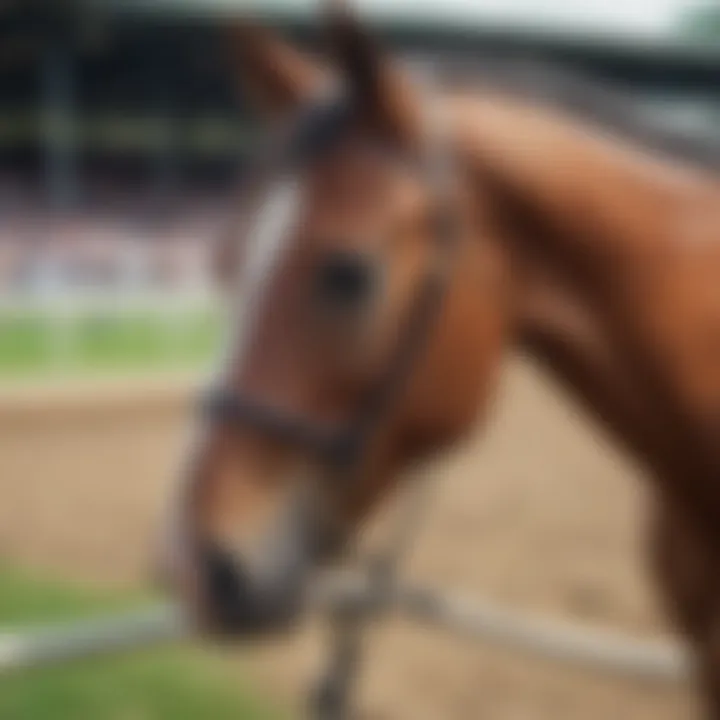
[{"xmin": 0, "ymin": 360, "xmax": 697, "ymax": 719}]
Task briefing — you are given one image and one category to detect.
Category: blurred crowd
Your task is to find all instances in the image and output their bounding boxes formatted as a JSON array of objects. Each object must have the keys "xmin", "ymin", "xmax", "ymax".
[{"xmin": 0, "ymin": 185, "xmax": 227, "ymax": 299}]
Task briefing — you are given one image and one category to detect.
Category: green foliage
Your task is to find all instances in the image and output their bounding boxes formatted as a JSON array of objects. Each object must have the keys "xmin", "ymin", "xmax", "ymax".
[{"xmin": 0, "ymin": 565, "xmax": 282, "ymax": 720}]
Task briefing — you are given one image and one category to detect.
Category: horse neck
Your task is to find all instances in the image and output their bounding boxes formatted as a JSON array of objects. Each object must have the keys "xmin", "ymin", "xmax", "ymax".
[
  {"xmin": 451, "ymin": 91, "xmax": 712, "ymax": 305},
  {"xmin": 513, "ymin": 258, "xmax": 681, "ymax": 480},
  {"xmin": 453, "ymin": 91, "xmax": 720, "ymax": 515}
]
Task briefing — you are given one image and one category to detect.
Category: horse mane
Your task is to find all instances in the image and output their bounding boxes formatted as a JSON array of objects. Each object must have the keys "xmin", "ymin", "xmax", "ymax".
[{"xmin": 419, "ymin": 55, "xmax": 720, "ymax": 175}]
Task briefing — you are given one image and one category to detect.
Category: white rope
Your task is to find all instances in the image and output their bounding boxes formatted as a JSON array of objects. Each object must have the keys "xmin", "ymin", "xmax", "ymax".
[{"xmin": 0, "ymin": 578, "xmax": 692, "ymax": 684}]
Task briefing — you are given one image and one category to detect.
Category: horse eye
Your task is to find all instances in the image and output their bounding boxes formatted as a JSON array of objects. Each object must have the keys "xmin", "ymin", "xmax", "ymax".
[{"xmin": 314, "ymin": 250, "xmax": 377, "ymax": 311}]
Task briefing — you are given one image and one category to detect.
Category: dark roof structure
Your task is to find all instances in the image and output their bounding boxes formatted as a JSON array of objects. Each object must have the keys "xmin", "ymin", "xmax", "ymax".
[
  {"xmin": 2, "ymin": 0, "xmax": 717, "ymax": 205},
  {"xmin": 93, "ymin": 0, "xmax": 720, "ymax": 94}
]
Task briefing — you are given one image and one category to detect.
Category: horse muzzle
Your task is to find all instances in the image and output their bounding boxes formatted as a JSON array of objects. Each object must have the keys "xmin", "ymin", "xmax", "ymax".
[{"xmin": 193, "ymin": 541, "xmax": 308, "ymax": 638}]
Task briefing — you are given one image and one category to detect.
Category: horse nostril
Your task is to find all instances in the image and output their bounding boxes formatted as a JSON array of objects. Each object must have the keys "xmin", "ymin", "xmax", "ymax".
[
  {"xmin": 198, "ymin": 542, "xmax": 303, "ymax": 636},
  {"xmin": 200, "ymin": 544, "xmax": 255, "ymax": 631},
  {"xmin": 315, "ymin": 250, "xmax": 376, "ymax": 309}
]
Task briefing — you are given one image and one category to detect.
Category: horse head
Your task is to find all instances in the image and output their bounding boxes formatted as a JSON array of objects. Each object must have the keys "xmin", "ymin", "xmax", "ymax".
[{"xmin": 161, "ymin": 1, "xmax": 512, "ymax": 637}]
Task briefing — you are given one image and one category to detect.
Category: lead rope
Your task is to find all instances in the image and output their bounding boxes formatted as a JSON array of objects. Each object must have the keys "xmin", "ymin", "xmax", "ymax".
[
  {"xmin": 310, "ymin": 77, "xmax": 452, "ymax": 720},
  {"xmin": 311, "ymin": 470, "xmax": 437, "ymax": 720}
]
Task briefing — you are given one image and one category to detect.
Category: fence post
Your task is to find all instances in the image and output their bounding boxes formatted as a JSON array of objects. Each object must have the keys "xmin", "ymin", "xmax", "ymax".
[{"xmin": 41, "ymin": 34, "xmax": 79, "ymax": 212}]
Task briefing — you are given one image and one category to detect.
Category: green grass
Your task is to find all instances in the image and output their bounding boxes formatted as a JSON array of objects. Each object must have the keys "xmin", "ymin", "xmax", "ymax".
[
  {"xmin": 0, "ymin": 311, "xmax": 222, "ymax": 380},
  {"xmin": 0, "ymin": 564, "xmax": 282, "ymax": 720}
]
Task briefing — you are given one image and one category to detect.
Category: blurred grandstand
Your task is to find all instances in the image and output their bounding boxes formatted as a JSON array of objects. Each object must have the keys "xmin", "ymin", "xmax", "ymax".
[{"xmin": 0, "ymin": 0, "xmax": 719, "ymax": 373}]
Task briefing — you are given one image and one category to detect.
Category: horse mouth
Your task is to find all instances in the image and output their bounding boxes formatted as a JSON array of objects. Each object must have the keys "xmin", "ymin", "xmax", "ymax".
[
  {"xmin": 200, "ymin": 594, "xmax": 305, "ymax": 640},
  {"xmin": 186, "ymin": 537, "xmax": 309, "ymax": 639}
]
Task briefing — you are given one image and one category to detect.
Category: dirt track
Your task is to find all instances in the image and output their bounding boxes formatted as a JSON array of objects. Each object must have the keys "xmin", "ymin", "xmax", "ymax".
[{"xmin": 0, "ymin": 361, "xmax": 696, "ymax": 719}]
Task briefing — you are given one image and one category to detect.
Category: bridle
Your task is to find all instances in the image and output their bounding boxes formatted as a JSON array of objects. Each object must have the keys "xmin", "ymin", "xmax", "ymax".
[
  {"xmin": 199, "ymin": 83, "xmax": 460, "ymax": 720},
  {"xmin": 195, "ymin": 70, "xmax": 461, "ymax": 720},
  {"xmin": 202, "ymin": 89, "xmax": 460, "ymax": 481}
]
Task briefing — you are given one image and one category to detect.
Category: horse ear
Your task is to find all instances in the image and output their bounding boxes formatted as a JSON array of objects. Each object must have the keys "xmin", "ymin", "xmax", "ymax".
[
  {"xmin": 227, "ymin": 21, "xmax": 328, "ymax": 122},
  {"xmin": 323, "ymin": 1, "xmax": 422, "ymax": 146}
]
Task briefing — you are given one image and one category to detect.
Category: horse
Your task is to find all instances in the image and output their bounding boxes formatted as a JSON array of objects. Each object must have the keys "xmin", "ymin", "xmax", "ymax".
[{"xmin": 159, "ymin": 4, "xmax": 720, "ymax": 716}]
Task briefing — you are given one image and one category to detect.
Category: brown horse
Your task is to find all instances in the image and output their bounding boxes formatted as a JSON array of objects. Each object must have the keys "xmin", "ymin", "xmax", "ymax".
[{"xmin": 160, "ymin": 5, "xmax": 720, "ymax": 716}]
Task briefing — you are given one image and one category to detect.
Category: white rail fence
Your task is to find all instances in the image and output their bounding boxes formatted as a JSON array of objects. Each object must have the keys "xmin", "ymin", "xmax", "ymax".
[{"xmin": 0, "ymin": 574, "xmax": 691, "ymax": 684}]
